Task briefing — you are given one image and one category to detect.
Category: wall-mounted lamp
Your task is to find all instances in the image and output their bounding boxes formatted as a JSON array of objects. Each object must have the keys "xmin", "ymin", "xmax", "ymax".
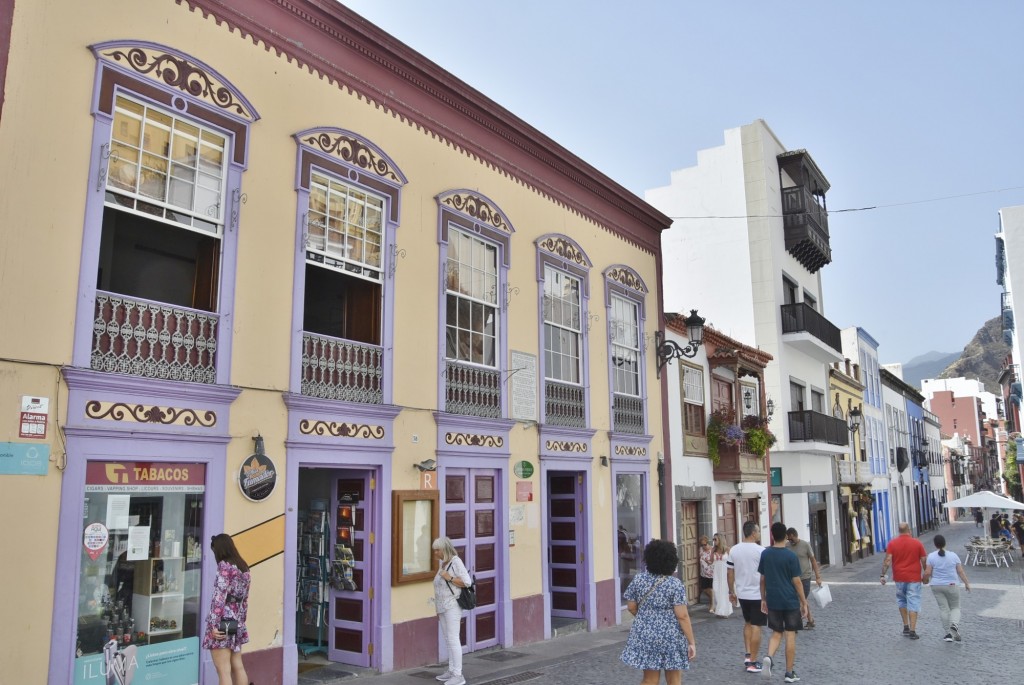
[
  {"xmin": 848, "ymin": 406, "xmax": 862, "ymax": 434},
  {"xmin": 413, "ymin": 459, "xmax": 437, "ymax": 472},
  {"xmin": 253, "ymin": 434, "xmax": 266, "ymax": 455},
  {"xmin": 599, "ymin": 455, "xmax": 609, "ymax": 467},
  {"xmin": 766, "ymin": 398, "xmax": 775, "ymax": 420},
  {"xmin": 743, "ymin": 389, "xmax": 753, "ymax": 411},
  {"xmin": 655, "ymin": 309, "xmax": 705, "ymax": 378}
]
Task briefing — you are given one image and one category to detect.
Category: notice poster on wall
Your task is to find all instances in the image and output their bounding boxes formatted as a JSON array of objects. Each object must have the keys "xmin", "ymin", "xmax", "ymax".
[
  {"xmin": 510, "ymin": 351, "xmax": 537, "ymax": 422},
  {"xmin": 127, "ymin": 525, "xmax": 151, "ymax": 561}
]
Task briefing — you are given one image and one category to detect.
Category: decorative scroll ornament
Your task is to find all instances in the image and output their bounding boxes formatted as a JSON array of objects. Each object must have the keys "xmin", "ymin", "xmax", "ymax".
[
  {"xmin": 607, "ymin": 267, "xmax": 647, "ymax": 293},
  {"xmin": 614, "ymin": 445, "xmax": 648, "ymax": 457},
  {"xmin": 302, "ymin": 132, "xmax": 401, "ymax": 182},
  {"xmin": 102, "ymin": 47, "xmax": 255, "ymax": 120},
  {"xmin": 85, "ymin": 401, "xmax": 217, "ymax": 427},
  {"xmin": 445, "ymin": 432, "xmax": 505, "ymax": 448},
  {"xmin": 538, "ymin": 236, "xmax": 589, "ymax": 267},
  {"xmin": 298, "ymin": 420, "xmax": 385, "ymax": 439},
  {"xmin": 442, "ymin": 192, "xmax": 513, "ymax": 234},
  {"xmin": 545, "ymin": 440, "xmax": 588, "ymax": 453}
]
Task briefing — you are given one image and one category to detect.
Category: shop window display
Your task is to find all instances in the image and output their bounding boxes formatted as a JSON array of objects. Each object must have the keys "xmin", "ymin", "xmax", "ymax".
[{"xmin": 75, "ymin": 462, "xmax": 205, "ymax": 685}]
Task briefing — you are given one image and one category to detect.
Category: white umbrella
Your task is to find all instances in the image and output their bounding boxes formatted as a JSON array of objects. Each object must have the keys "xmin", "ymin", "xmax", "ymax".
[{"xmin": 943, "ymin": 491, "xmax": 1024, "ymax": 511}]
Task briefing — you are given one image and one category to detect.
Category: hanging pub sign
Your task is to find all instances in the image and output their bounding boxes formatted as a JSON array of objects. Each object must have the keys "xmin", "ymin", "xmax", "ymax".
[{"xmin": 239, "ymin": 452, "xmax": 277, "ymax": 502}]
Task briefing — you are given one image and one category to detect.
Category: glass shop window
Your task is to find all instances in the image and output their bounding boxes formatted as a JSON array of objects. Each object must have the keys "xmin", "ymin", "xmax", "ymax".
[{"xmin": 74, "ymin": 462, "xmax": 205, "ymax": 685}]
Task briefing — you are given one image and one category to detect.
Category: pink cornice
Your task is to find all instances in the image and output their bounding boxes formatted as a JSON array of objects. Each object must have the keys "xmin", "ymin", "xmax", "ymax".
[{"xmin": 174, "ymin": 0, "xmax": 670, "ymax": 254}]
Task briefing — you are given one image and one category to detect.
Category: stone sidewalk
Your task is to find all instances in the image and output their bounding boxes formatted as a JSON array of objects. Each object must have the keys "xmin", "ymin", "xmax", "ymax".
[{"xmin": 301, "ymin": 520, "xmax": 1023, "ymax": 684}]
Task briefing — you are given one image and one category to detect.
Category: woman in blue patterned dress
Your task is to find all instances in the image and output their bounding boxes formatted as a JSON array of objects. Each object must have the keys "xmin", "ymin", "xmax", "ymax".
[
  {"xmin": 621, "ymin": 539, "xmax": 697, "ymax": 685},
  {"xmin": 202, "ymin": 534, "xmax": 252, "ymax": 685}
]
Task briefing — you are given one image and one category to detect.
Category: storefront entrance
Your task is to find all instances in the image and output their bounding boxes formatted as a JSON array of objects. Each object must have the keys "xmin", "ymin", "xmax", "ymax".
[{"xmin": 297, "ymin": 468, "xmax": 376, "ymax": 668}]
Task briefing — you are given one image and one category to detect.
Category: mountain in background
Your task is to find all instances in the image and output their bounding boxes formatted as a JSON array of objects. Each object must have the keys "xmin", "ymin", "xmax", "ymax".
[
  {"xmin": 902, "ymin": 350, "xmax": 961, "ymax": 389},
  {"xmin": 936, "ymin": 316, "xmax": 1010, "ymax": 394}
]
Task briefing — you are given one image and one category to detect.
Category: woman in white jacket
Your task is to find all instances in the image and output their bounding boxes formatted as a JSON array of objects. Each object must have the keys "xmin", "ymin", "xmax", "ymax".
[{"xmin": 432, "ymin": 537, "xmax": 473, "ymax": 685}]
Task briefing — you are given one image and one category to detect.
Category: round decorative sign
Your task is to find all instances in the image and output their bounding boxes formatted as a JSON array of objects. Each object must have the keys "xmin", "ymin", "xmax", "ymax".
[
  {"xmin": 83, "ymin": 522, "xmax": 109, "ymax": 561},
  {"xmin": 513, "ymin": 460, "xmax": 534, "ymax": 479},
  {"xmin": 239, "ymin": 453, "xmax": 278, "ymax": 502}
]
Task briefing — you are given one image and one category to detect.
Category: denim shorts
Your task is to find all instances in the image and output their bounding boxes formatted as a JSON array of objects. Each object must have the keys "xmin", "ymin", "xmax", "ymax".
[{"xmin": 895, "ymin": 581, "xmax": 922, "ymax": 612}]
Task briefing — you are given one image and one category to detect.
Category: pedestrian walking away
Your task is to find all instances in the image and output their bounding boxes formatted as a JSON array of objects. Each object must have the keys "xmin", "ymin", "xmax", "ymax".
[
  {"xmin": 758, "ymin": 522, "xmax": 808, "ymax": 683},
  {"xmin": 727, "ymin": 521, "xmax": 766, "ymax": 673},
  {"xmin": 879, "ymin": 522, "xmax": 927, "ymax": 640},
  {"xmin": 620, "ymin": 539, "xmax": 697, "ymax": 685},
  {"xmin": 431, "ymin": 537, "xmax": 473, "ymax": 685},
  {"xmin": 785, "ymin": 527, "xmax": 821, "ymax": 629},
  {"xmin": 923, "ymin": 534, "xmax": 971, "ymax": 643}
]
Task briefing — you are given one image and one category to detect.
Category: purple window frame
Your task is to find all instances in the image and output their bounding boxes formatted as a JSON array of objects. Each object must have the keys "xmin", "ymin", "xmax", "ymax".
[
  {"xmin": 289, "ymin": 127, "xmax": 407, "ymax": 404},
  {"xmin": 435, "ymin": 190, "xmax": 515, "ymax": 416},
  {"xmin": 604, "ymin": 265, "xmax": 650, "ymax": 436},
  {"xmin": 71, "ymin": 42, "xmax": 258, "ymax": 385},
  {"xmin": 535, "ymin": 234, "xmax": 592, "ymax": 426}
]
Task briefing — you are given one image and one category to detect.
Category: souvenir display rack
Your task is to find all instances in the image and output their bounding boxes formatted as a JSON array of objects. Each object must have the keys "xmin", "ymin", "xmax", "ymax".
[{"xmin": 296, "ymin": 506, "xmax": 329, "ymax": 658}]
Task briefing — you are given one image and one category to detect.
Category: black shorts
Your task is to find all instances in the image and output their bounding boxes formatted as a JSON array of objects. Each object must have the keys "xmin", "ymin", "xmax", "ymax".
[
  {"xmin": 699, "ymin": 576, "xmax": 713, "ymax": 590},
  {"xmin": 739, "ymin": 598, "xmax": 767, "ymax": 626},
  {"xmin": 767, "ymin": 608, "xmax": 803, "ymax": 633}
]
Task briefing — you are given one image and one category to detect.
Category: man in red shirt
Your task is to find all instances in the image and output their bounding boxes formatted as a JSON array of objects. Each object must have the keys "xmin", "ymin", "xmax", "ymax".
[{"xmin": 879, "ymin": 522, "xmax": 928, "ymax": 639}]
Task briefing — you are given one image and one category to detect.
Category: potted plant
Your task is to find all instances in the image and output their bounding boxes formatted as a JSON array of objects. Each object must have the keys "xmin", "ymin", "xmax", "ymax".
[
  {"xmin": 741, "ymin": 414, "xmax": 777, "ymax": 457},
  {"xmin": 707, "ymin": 409, "xmax": 742, "ymax": 466}
]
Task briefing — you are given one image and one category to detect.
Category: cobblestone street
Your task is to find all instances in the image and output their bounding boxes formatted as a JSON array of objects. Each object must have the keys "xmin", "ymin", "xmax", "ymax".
[{"xmin": 340, "ymin": 521, "xmax": 1023, "ymax": 685}]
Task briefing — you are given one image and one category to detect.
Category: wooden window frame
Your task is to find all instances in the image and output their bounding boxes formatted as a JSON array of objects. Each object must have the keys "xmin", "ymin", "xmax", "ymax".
[{"xmin": 391, "ymin": 489, "xmax": 440, "ymax": 585}]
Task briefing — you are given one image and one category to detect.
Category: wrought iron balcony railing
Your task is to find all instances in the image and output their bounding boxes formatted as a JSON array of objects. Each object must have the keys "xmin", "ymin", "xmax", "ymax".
[
  {"xmin": 92, "ymin": 290, "xmax": 218, "ymax": 384},
  {"xmin": 612, "ymin": 393, "xmax": 644, "ymax": 434},
  {"xmin": 445, "ymin": 361, "xmax": 501, "ymax": 418},
  {"xmin": 780, "ymin": 302, "xmax": 842, "ymax": 353},
  {"xmin": 301, "ymin": 332, "xmax": 383, "ymax": 404},
  {"xmin": 544, "ymin": 379, "xmax": 586, "ymax": 428},
  {"xmin": 787, "ymin": 410, "xmax": 849, "ymax": 446}
]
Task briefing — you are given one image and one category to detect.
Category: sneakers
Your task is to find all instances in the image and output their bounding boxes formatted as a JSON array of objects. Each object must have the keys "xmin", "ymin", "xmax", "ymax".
[
  {"xmin": 908, "ymin": 631, "xmax": 920, "ymax": 640},
  {"xmin": 950, "ymin": 623, "xmax": 961, "ymax": 642},
  {"xmin": 436, "ymin": 672, "xmax": 452, "ymax": 682},
  {"xmin": 784, "ymin": 673, "xmax": 801, "ymax": 683},
  {"xmin": 745, "ymin": 661, "xmax": 763, "ymax": 673},
  {"xmin": 444, "ymin": 676, "xmax": 466, "ymax": 685},
  {"xmin": 942, "ymin": 633, "xmax": 953, "ymax": 642},
  {"xmin": 803, "ymin": 619, "xmax": 815, "ymax": 629},
  {"xmin": 762, "ymin": 655, "xmax": 773, "ymax": 677},
  {"xmin": 902, "ymin": 625, "xmax": 910, "ymax": 636}
]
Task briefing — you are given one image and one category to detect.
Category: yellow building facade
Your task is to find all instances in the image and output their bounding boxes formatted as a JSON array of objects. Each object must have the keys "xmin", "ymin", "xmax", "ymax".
[
  {"xmin": 827, "ymin": 361, "xmax": 872, "ymax": 564},
  {"xmin": 0, "ymin": 2, "xmax": 671, "ymax": 683}
]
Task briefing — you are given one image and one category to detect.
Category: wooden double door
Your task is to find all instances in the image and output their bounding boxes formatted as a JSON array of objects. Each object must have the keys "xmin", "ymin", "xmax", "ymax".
[{"xmin": 445, "ymin": 468, "xmax": 500, "ymax": 651}]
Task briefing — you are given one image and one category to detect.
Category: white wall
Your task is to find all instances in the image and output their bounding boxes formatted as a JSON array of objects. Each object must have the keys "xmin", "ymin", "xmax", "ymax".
[
  {"xmin": 921, "ymin": 377, "xmax": 999, "ymax": 420},
  {"xmin": 1000, "ymin": 205, "xmax": 1024, "ymax": 375}
]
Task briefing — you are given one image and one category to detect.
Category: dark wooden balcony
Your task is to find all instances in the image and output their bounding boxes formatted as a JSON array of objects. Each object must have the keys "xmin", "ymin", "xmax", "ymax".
[
  {"xmin": 780, "ymin": 303, "xmax": 842, "ymax": 356},
  {"xmin": 713, "ymin": 440, "xmax": 766, "ymax": 482},
  {"xmin": 787, "ymin": 410, "xmax": 849, "ymax": 446},
  {"xmin": 782, "ymin": 185, "xmax": 831, "ymax": 273}
]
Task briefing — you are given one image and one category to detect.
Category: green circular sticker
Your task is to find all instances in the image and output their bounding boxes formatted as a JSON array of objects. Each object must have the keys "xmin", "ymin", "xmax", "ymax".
[{"xmin": 514, "ymin": 460, "xmax": 534, "ymax": 479}]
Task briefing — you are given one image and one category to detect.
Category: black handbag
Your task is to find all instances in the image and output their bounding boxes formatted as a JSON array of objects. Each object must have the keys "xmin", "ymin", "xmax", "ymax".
[
  {"xmin": 218, "ymin": 619, "xmax": 239, "ymax": 635},
  {"xmin": 444, "ymin": 562, "xmax": 477, "ymax": 611}
]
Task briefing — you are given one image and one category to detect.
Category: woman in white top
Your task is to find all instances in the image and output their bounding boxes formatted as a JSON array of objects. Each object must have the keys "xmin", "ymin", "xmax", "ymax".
[
  {"xmin": 922, "ymin": 534, "xmax": 971, "ymax": 642},
  {"xmin": 432, "ymin": 537, "xmax": 473, "ymax": 685}
]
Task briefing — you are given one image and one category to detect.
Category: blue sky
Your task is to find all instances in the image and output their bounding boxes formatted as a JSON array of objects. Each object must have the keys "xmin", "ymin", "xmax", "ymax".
[{"xmin": 343, "ymin": 1, "xmax": 1024, "ymax": 364}]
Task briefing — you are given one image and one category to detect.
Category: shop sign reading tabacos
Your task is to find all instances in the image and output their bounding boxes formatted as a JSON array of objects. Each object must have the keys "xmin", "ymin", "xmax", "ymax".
[
  {"xmin": 85, "ymin": 461, "xmax": 206, "ymax": 492},
  {"xmin": 239, "ymin": 453, "xmax": 277, "ymax": 502}
]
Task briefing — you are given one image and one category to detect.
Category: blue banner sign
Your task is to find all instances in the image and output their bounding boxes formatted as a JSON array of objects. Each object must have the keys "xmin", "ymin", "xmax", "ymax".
[
  {"xmin": 0, "ymin": 442, "xmax": 49, "ymax": 475},
  {"xmin": 74, "ymin": 637, "xmax": 199, "ymax": 685}
]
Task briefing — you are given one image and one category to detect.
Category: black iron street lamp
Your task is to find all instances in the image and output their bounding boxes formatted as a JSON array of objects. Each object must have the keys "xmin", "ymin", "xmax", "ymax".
[
  {"xmin": 848, "ymin": 406, "xmax": 862, "ymax": 434},
  {"xmin": 655, "ymin": 309, "xmax": 705, "ymax": 378}
]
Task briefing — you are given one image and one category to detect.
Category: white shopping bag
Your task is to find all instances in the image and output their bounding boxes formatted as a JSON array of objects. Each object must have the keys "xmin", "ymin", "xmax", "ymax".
[{"xmin": 810, "ymin": 583, "xmax": 832, "ymax": 609}]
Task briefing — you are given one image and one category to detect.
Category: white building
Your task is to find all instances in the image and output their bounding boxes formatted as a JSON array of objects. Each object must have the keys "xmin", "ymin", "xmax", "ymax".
[
  {"xmin": 998, "ymin": 206, "xmax": 1024, "ymax": 380},
  {"xmin": 647, "ymin": 120, "xmax": 846, "ymax": 568},
  {"xmin": 921, "ymin": 377, "xmax": 999, "ymax": 423}
]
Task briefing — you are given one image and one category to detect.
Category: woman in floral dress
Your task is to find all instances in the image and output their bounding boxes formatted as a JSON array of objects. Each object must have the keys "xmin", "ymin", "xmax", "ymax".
[
  {"xmin": 621, "ymin": 539, "xmax": 697, "ymax": 685},
  {"xmin": 202, "ymin": 534, "xmax": 252, "ymax": 685}
]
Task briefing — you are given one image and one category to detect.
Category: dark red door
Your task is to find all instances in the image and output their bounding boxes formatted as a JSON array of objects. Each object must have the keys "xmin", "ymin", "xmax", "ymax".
[
  {"xmin": 445, "ymin": 468, "xmax": 500, "ymax": 651},
  {"xmin": 549, "ymin": 471, "xmax": 586, "ymax": 619},
  {"xmin": 330, "ymin": 471, "xmax": 374, "ymax": 666}
]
